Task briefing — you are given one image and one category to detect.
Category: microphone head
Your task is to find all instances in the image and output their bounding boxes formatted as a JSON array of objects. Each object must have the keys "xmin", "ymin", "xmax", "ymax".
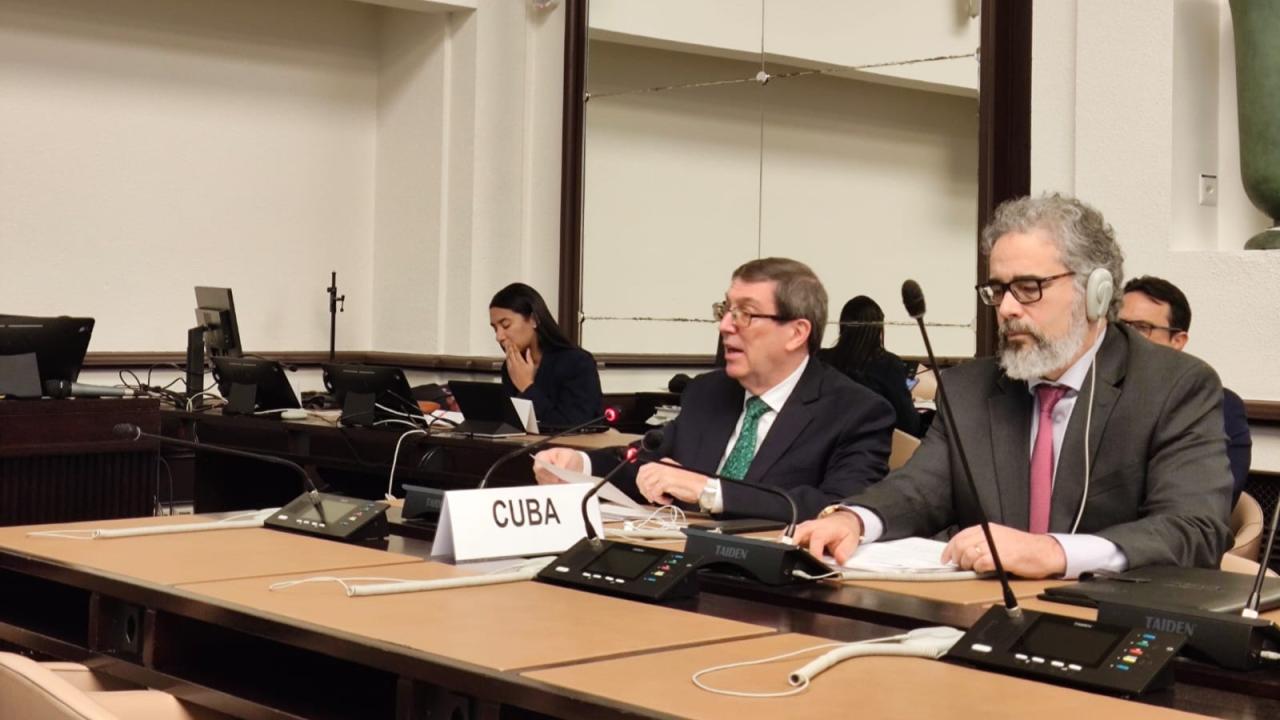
[
  {"xmin": 602, "ymin": 406, "xmax": 622, "ymax": 424},
  {"xmin": 112, "ymin": 423, "xmax": 141, "ymax": 440},
  {"xmin": 642, "ymin": 428, "xmax": 665, "ymax": 452},
  {"xmin": 901, "ymin": 279, "xmax": 926, "ymax": 319},
  {"xmin": 668, "ymin": 373, "xmax": 692, "ymax": 394},
  {"xmin": 43, "ymin": 380, "xmax": 69, "ymax": 399}
]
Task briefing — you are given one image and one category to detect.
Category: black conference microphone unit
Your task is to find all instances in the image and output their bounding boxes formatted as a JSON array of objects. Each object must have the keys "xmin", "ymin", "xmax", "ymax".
[
  {"xmin": 476, "ymin": 406, "xmax": 622, "ymax": 488},
  {"xmin": 538, "ymin": 446, "xmax": 701, "ymax": 602},
  {"xmin": 1088, "ymin": 486, "xmax": 1280, "ymax": 670},
  {"xmin": 627, "ymin": 429, "xmax": 829, "ymax": 586},
  {"xmin": 45, "ymin": 380, "xmax": 137, "ymax": 399},
  {"xmin": 896, "ymin": 280, "xmax": 1184, "ymax": 695},
  {"xmin": 112, "ymin": 423, "xmax": 388, "ymax": 546}
]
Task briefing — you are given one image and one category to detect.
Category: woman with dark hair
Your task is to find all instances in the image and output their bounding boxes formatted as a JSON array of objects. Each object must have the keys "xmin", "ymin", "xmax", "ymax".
[
  {"xmin": 818, "ymin": 295, "xmax": 922, "ymax": 437},
  {"xmin": 489, "ymin": 283, "xmax": 603, "ymax": 428}
]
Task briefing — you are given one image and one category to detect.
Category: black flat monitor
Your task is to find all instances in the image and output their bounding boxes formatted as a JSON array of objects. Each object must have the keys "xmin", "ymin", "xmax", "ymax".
[
  {"xmin": 211, "ymin": 356, "xmax": 300, "ymax": 415},
  {"xmin": 448, "ymin": 380, "xmax": 526, "ymax": 438},
  {"xmin": 0, "ymin": 316, "xmax": 95, "ymax": 398},
  {"xmin": 194, "ymin": 287, "xmax": 243, "ymax": 358},
  {"xmin": 321, "ymin": 363, "xmax": 419, "ymax": 427}
]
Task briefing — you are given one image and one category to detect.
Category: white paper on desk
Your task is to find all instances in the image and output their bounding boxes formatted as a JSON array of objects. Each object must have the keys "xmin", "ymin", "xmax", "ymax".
[
  {"xmin": 841, "ymin": 537, "xmax": 957, "ymax": 573},
  {"xmin": 510, "ymin": 397, "xmax": 539, "ymax": 434},
  {"xmin": 533, "ymin": 459, "xmax": 642, "ymax": 509},
  {"xmin": 428, "ymin": 409, "xmax": 465, "ymax": 426}
]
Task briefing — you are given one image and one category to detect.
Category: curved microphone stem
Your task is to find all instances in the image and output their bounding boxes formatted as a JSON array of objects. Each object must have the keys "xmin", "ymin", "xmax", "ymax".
[
  {"xmin": 477, "ymin": 408, "xmax": 618, "ymax": 488},
  {"xmin": 581, "ymin": 453, "xmax": 638, "ymax": 541},
  {"xmin": 113, "ymin": 422, "xmax": 325, "ymax": 516}
]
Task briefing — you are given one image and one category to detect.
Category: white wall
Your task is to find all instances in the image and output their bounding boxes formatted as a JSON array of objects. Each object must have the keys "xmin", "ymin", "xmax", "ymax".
[
  {"xmin": 1032, "ymin": 0, "xmax": 1280, "ymax": 469},
  {"xmin": 0, "ymin": 0, "xmax": 566, "ymax": 363},
  {"xmin": 581, "ymin": 39, "xmax": 979, "ymax": 359}
]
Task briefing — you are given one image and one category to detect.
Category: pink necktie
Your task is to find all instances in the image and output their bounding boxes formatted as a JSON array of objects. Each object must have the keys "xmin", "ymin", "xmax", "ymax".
[{"xmin": 1029, "ymin": 384, "xmax": 1068, "ymax": 534}]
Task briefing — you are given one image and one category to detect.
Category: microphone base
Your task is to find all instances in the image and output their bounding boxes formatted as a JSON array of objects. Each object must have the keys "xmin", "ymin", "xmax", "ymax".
[
  {"xmin": 263, "ymin": 492, "xmax": 389, "ymax": 548},
  {"xmin": 682, "ymin": 528, "xmax": 829, "ymax": 586},
  {"xmin": 946, "ymin": 605, "xmax": 1184, "ymax": 697},
  {"xmin": 1096, "ymin": 599, "xmax": 1280, "ymax": 670},
  {"xmin": 536, "ymin": 537, "xmax": 698, "ymax": 602}
]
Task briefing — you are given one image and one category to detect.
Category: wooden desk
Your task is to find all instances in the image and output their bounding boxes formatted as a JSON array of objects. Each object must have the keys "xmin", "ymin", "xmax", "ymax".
[
  {"xmin": 177, "ymin": 562, "xmax": 774, "ymax": 672},
  {"xmin": 524, "ymin": 633, "xmax": 1209, "ymax": 720},
  {"xmin": 0, "ymin": 398, "xmax": 160, "ymax": 525}
]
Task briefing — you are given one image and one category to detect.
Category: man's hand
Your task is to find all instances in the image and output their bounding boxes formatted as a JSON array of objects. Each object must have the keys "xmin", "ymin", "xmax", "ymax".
[
  {"xmin": 532, "ymin": 447, "xmax": 582, "ymax": 485},
  {"xmin": 793, "ymin": 511, "xmax": 864, "ymax": 565},
  {"xmin": 941, "ymin": 523, "xmax": 1067, "ymax": 579},
  {"xmin": 506, "ymin": 345, "xmax": 537, "ymax": 392},
  {"xmin": 635, "ymin": 460, "xmax": 707, "ymax": 505}
]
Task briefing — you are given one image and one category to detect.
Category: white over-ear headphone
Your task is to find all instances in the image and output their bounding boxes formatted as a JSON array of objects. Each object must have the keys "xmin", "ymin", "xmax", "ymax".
[{"xmin": 1084, "ymin": 267, "xmax": 1114, "ymax": 322}]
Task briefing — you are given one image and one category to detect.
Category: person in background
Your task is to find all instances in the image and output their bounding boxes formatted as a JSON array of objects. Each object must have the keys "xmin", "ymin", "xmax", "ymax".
[
  {"xmin": 819, "ymin": 295, "xmax": 922, "ymax": 437},
  {"xmin": 1119, "ymin": 276, "xmax": 1252, "ymax": 504},
  {"xmin": 488, "ymin": 283, "xmax": 603, "ymax": 428}
]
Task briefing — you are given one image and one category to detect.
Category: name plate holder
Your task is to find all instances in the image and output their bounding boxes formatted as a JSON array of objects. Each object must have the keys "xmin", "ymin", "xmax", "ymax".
[{"xmin": 431, "ymin": 484, "xmax": 603, "ymax": 563}]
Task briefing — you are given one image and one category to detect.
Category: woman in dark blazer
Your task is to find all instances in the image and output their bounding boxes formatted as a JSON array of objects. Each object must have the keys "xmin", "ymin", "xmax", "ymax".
[
  {"xmin": 489, "ymin": 283, "xmax": 603, "ymax": 428},
  {"xmin": 819, "ymin": 295, "xmax": 922, "ymax": 437}
]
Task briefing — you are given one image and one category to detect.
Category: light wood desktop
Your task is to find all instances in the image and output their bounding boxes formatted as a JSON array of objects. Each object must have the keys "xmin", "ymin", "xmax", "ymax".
[
  {"xmin": 175, "ymin": 561, "xmax": 775, "ymax": 672},
  {"xmin": 0, "ymin": 514, "xmax": 420, "ymax": 586},
  {"xmin": 524, "ymin": 632, "xmax": 1210, "ymax": 720}
]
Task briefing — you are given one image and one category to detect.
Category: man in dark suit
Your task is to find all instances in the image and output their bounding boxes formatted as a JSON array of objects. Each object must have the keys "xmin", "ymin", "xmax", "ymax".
[
  {"xmin": 533, "ymin": 257, "xmax": 896, "ymax": 522},
  {"xmin": 795, "ymin": 194, "xmax": 1233, "ymax": 578},
  {"xmin": 1118, "ymin": 275, "xmax": 1252, "ymax": 504}
]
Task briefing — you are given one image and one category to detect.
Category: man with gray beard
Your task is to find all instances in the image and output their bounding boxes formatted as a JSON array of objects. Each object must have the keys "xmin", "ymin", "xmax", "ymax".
[{"xmin": 794, "ymin": 193, "xmax": 1233, "ymax": 578}]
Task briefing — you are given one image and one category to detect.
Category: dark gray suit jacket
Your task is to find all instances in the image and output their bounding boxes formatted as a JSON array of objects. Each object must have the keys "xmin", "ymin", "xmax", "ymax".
[{"xmin": 849, "ymin": 323, "xmax": 1233, "ymax": 570}]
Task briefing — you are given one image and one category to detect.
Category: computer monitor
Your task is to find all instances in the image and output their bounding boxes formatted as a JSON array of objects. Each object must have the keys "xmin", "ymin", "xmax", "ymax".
[
  {"xmin": 194, "ymin": 287, "xmax": 243, "ymax": 358},
  {"xmin": 321, "ymin": 363, "xmax": 419, "ymax": 427},
  {"xmin": 211, "ymin": 356, "xmax": 300, "ymax": 415},
  {"xmin": 0, "ymin": 316, "xmax": 95, "ymax": 398}
]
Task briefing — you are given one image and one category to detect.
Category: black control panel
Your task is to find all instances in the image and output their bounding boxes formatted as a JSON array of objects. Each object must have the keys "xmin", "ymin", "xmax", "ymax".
[
  {"xmin": 946, "ymin": 607, "xmax": 1185, "ymax": 696},
  {"xmin": 537, "ymin": 538, "xmax": 698, "ymax": 602},
  {"xmin": 264, "ymin": 492, "xmax": 389, "ymax": 546}
]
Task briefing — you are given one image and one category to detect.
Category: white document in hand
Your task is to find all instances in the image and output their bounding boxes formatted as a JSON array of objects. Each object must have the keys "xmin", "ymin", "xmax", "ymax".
[
  {"xmin": 533, "ymin": 459, "xmax": 642, "ymax": 509},
  {"xmin": 841, "ymin": 537, "xmax": 958, "ymax": 573}
]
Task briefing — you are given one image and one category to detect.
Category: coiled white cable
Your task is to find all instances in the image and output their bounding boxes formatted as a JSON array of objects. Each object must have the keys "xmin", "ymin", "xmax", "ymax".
[
  {"xmin": 268, "ymin": 557, "xmax": 555, "ymax": 597},
  {"xmin": 27, "ymin": 508, "xmax": 278, "ymax": 540}
]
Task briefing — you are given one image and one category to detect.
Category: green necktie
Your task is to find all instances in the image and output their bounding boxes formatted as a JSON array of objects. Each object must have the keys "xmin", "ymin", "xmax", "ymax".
[{"xmin": 719, "ymin": 396, "xmax": 770, "ymax": 481}]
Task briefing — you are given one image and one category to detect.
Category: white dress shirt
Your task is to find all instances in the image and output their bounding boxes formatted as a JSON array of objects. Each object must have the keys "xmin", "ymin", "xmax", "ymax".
[{"xmin": 850, "ymin": 326, "xmax": 1128, "ymax": 579}]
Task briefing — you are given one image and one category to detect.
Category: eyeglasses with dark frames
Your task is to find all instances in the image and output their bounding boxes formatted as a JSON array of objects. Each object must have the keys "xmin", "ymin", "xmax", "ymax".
[
  {"xmin": 712, "ymin": 301, "xmax": 786, "ymax": 328},
  {"xmin": 1119, "ymin": 319, "xmax": 1184, "ymax": 338},
  {"xmin": 975, "ymin": 272, "xmax": 1076, "ymax": 306}
]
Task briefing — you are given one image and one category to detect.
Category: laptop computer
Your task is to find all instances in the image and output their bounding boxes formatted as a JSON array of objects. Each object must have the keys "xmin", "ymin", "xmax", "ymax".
[
  {"xmin": 448, "ymin": 380, "xmax": 528, "ymax": 438},
  {"xmin": 1040, "ymin": 565, "xmax": 1280, "ymax": 614}
]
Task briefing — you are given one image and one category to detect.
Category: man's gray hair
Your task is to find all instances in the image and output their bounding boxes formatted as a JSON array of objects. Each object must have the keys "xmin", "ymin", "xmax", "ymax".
[
  {"xmin": 732, "ymin": 257, "xmax": 827, "ymax": 355},
  {"xmin": 981, "ymin": 193, "xmax": 1126, "ymax": 320}
]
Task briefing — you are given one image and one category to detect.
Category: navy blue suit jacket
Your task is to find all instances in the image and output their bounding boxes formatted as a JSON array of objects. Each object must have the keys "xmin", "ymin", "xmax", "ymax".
[{"xmin": 500, "ymin": 346, "xmax": 602, "ymax": 428}]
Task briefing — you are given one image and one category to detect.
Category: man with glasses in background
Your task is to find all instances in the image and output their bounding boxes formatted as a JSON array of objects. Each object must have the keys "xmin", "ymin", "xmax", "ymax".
[
  {"xmin": 533, "ymin": 257, "xmax": 896, "ymax": 522},
  {"xmin": 1120, "ymin": 276, "xmax": 1251, "ymax": 504},
  {"xmin": 795, "ymin": 194, "xmax": 1232, "ymax": 578}
]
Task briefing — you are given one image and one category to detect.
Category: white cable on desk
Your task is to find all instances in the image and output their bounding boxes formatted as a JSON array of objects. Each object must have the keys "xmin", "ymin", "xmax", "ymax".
[
  {"xmin": 386, "ymin": 428, "xmax": 428, "ymax": 498},
  {"xmin": 27, "ymin": 509, "xmax": 278, "ymax": 540},
  {"xmin": 691, "ymin": 626, "xmax": 963, "ymax": 698},
  {"xmin": 604, "ymin": 528, "xmax": 686, "ymax": 541},
  {"xmin": 268, "ymin": 557, "xmax": 555, "ymax": 597}
]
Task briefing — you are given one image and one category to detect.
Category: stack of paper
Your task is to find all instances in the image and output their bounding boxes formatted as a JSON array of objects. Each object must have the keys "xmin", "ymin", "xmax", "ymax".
[{"xmin": 841, "ymin": 537, "xmax": 958, "ymax": 573}]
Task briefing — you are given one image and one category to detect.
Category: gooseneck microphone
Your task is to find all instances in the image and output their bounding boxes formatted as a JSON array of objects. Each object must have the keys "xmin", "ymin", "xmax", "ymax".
[
  {"xmin": 112, "ymin": 422, "xmax": 326, "ymax": 518},
  {"xmin": 477, "ymin": 406, "xmax": 621, "ymax": 488},
  {"xmin": 901, "ymin": 279, "xmax": 1019, "ymax": 614},
  {"xmin": 580, "ymin": 445, "xmax": 640, "ymax": 542},
  {"xmin": 639, "ymin": 428, "xmax": 800, "ymax": 537}
]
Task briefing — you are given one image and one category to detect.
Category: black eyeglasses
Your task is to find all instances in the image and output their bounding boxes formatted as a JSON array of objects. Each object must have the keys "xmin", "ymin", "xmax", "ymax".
[
  {"xmin": 712, "ymin": 301, "xmax": 786, "ymax": 328},
  {"xmin": 975, "ymin": 272, "xmax": 1075, "ymax": 306},
  {"xmin": 1120, "ymin": 319, "xmax": 1183, "ymax": 338}
]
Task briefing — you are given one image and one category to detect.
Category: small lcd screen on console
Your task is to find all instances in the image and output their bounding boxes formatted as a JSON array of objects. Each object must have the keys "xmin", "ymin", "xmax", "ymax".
[
  {"xmin": 583, "ymin": 544, "xmax": 664, "ymax": 580},
  {"xmin": 1014, "ymin": 616, "xmax": 1126, "ymax": 668},
  {"xmin": 292, "ymin": 498, "xmax": 360, "ymax": 522}
]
